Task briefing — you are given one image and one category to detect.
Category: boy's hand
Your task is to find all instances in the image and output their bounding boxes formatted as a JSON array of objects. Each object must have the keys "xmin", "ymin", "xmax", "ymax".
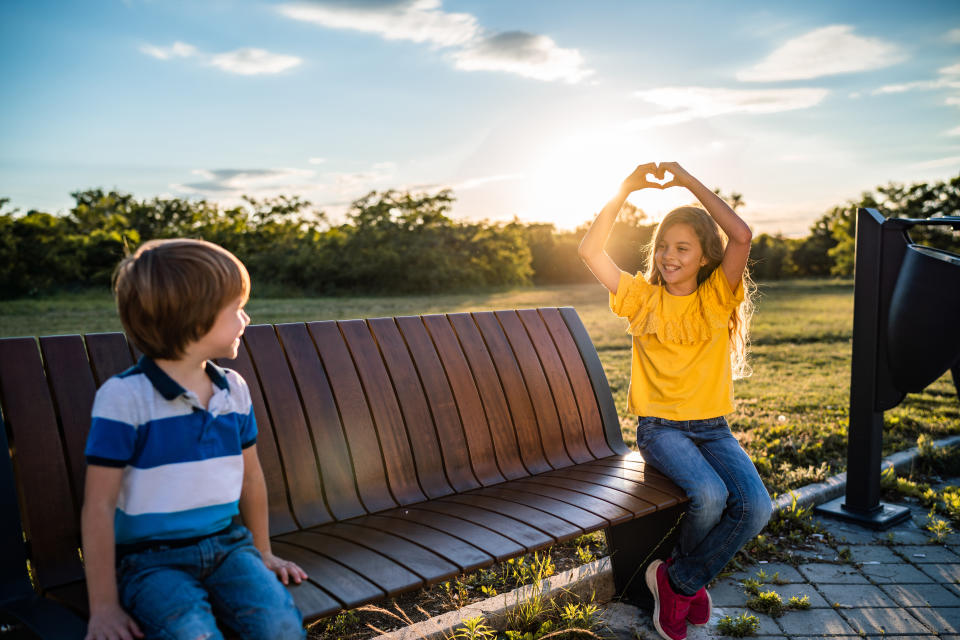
[
  {"xmin": 657, "ymin": 161, "xmax": 693, "ymax": 189},
  {"xmin": 621, "ymin": 162, "xmax": 666, "ymax": 193},
  {"xmin": 262, "ymin": 551, "xmax": 308, "ymax": 585},
  {"xmin": 85, "ymin": 605, "xmax": 143, "ymax": 640}
]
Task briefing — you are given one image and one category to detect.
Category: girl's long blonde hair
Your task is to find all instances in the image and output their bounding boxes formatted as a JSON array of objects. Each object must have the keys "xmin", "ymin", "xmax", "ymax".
[{"xmin": 644, "ymin": 206, "xmax": 756, "ymax": 379}]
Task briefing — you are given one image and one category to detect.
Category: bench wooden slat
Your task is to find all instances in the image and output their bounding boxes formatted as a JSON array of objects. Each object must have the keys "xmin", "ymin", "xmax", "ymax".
[
  {"xmin": 243, "ymin": 325, "xmax": 331, "ymax": 529},
  {"xmin": 340, "ymin": 320, "xmax": 428, "ymax": 506},
  {"xmin": 275, "ymin": 323, "xmax": 366, "ymax": 522},
  {"xmin": 538, "ymin": 309, "xmax": 617, "ymax": 459},
  {"xmin": 376, "ymin": 508, "xmax": 524, "ymax": 562},
  {"xmin": 0, "ymin": 338, "xmax": 83, "ymax": 590},
  {"xmin": 504, "ymin": 478, "xmax": 633, "ymax": 525},
  {"xmin": 38, "ymin": 335, "xmax": 97, "ymax": 506},
  {"xmin": 523, "ymin": 476, "xmax": 657, "ymax": 518},
  {"xmin": 421, "ymin": 315, "xmax": 512, "ymax": 484},
  {"xmin": 366, "ymin": 318, "xmax": 455, "ymax": 499},
  {"xmin": 278, "ymin": 531, "xmax": 423, "ymax": 597},
  {"xmin": 392, "ymin": 317, "xmax": 482, "ymax": 493},
  {"xmin": 447, "ymin": 313, "xmax": 548, "ymax": 478},
  {"xmin": 411, "ymin": 501, "xmax": 553, "ymax": 551},
  {"xmin": 495, "ymin": 310, "xmax": 588, "ymax": 467},
  {"xmin": 319, "ymin": 523, "xmax": 460, "ymax": 584},
  {"xmin": 83, "ymin": 333, "xmax": 134, "ymax": 386},
  {"xmin": 286, "ymin": 581, "xmax": 343, "ymax": 621},
  {"xmin": 550, "ymin": 468, "xmax": 680, "ymax": 510},
  {"xmin": 472, "ymin": 312, "xmax": 562, "ymax": 473},
  {"xmin": 576, "ymin": 459, "xmax": 687, "ymax": 501},
  {"xmin": 270, "ymin": 540, "xmax": 384, "ymax": 609},
  {"xmin": 516, "ymin": 309, "xmax": 595, "ymax": 464},
  {"xmin": 441, "ymin": 494, "xmax": 583, "ymax": 543},
  {"xmin": 308, "ymin": 321, "xmax": 397, "ymax": 514},
  {"xmin": 218, "ymin": 342, "xmax": 299, "ymax": 535},
  {"xmin": 359, "ymin": 515, "xmax": 494, "ymax": 573},
  {"xmin": 472, "ymin": 485, "xmax": 608, "ymax": 531}
]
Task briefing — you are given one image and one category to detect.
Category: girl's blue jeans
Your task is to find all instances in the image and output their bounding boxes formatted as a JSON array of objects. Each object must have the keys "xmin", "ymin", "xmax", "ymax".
[
  {"xmin": 636, "ymin": 416, "xmax": 772, "ymax": 595},
  {"xmin": 117, "ymin": 523, "xmax": 305, "ymax": 640}
]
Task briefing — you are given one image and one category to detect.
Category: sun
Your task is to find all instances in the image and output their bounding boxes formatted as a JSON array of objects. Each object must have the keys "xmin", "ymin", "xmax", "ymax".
[{"xmin": 519, "ymin": 129, "xmax": 694, "ymax": 231}]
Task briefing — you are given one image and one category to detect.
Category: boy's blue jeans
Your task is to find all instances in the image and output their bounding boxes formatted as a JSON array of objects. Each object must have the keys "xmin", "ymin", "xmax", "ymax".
[
  {"xmin": 118, "ymin": 523, "xmax": 305, "ymax": 640},
  {"xmin": 636, "ymin": 416, "xmax": 772, "ymax": 595}
]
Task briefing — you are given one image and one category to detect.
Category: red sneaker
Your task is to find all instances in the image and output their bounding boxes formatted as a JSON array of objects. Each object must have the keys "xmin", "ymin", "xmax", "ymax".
[
  {"xmin": 645, "ymin": 559, "xmax": 692, "ymax": 640},
  {"xmin": 662, "ymin": 557, "xmax": 711, "ymax": 626},
  {"xmin": 687, "ymin": 587, "xmax": 712, "ymax": 626}
]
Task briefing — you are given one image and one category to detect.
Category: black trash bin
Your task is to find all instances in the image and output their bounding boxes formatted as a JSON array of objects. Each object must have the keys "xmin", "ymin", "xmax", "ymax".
[{"xmin": 888, "ymin": 244, "xmax": 960, "ymax": 393}]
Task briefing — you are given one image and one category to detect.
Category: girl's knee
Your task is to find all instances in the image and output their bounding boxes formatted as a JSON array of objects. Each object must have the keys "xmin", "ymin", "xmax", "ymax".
[
  {"xmin": 744, "ymin": 493, "xmax": 773, "ymax": 535},
  {"xmin": 688, "ymin": 482, "xmax": 728, "ymax": 520}
]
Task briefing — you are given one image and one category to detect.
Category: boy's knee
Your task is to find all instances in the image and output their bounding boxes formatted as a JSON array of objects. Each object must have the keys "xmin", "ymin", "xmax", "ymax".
[{"xmin": 238, "ymin": 605, "xmax": 304, "ymax": 640}]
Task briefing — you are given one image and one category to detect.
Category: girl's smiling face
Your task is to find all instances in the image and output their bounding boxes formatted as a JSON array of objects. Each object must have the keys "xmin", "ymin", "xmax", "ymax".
[{"xmin": 655, "ymin": 222, "xmax": 707, "ymax": 295}]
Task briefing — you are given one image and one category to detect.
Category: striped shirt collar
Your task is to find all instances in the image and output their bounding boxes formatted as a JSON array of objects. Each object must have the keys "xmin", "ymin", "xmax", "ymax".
[{"xmin": 138, "ymin": 356, "xmax": 230, "ymax": 400}]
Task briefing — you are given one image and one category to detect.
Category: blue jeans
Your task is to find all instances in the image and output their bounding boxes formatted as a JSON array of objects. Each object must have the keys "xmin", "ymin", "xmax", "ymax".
[
  {"xmin": 636, "ymin": 416, "xmax": 772, "ymax": 595},
  {"xmin": 118, "ymin": 523, "xmax": 305, "ymax": 640}
]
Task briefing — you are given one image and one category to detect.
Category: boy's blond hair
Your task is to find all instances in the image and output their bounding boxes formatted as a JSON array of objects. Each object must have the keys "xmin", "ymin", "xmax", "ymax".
[{"xmin": 113, "ymin": 239, "xmax": 250, "ymax": 359}]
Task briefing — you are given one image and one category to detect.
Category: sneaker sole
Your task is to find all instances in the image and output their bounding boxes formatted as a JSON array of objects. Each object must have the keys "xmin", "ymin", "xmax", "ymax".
[
  {"xmin": 645, "ymin": 560, "xmax": 681, "ymax": 640},
  {"xmin": 689, "ymin": 589, "xmax": 712, "ymax": 626}
]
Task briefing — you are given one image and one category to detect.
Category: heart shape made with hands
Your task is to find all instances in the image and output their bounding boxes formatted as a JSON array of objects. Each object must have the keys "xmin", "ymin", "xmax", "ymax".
[{"xmin": 645, "ymin": 169, "xmax": 675, "ymax": 188}]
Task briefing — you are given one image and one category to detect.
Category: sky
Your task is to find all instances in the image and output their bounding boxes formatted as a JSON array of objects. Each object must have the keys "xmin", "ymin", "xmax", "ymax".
[{"xmin": 1, "ymin": 1, "xmax": 958, "ymax": 236}]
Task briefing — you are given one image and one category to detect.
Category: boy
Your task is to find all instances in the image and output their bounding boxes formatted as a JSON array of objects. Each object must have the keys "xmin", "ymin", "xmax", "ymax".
[{"xmin": 81, "ymin": 239, "xmax": 307, "ymax": 640}]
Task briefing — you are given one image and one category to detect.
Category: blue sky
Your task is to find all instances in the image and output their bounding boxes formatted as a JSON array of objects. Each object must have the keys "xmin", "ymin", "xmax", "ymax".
[{"xmin": 1, "ymin": 1, "xmax": 958, "ymax": 235}]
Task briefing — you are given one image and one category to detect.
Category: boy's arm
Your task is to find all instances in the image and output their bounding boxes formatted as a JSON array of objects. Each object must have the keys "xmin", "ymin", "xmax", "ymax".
[
  {"xmin": 660, "ymin": 161, "xmax": 753, "ymax": 289},
  {"xmin": 239, "ymin": 445, "xmax": 307, "ymax": 585},
  {"xmin": 81, "ymin": 465, "xmax": 143, "ymax": 640}
]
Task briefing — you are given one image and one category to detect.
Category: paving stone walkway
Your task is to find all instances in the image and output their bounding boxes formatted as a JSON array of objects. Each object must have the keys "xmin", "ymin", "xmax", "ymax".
[{"xmin": 601, "ymin": 496, "xmax": 960, "ymax": 639}]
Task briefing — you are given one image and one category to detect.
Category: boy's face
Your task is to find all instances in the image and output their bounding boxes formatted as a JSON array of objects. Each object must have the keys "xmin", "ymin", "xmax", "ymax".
[{"xmin": 196, "ymin": 295, "xmax": 250, "ymax": 360}]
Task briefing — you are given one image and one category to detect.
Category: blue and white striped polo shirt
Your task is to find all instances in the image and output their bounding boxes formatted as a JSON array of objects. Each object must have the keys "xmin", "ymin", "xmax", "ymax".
[{"xmin": 85, "ymin": 356, "xmax": 257, "ymax": 545}]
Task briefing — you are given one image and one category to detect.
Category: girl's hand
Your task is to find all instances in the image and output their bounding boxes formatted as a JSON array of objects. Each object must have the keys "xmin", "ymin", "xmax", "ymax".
[
  {"xmin": 621, "ymin": 162, "xmax": 667, "ymax": 193},
  {"xmin": 262, "ymin": 551, "xmax": 308, "ymax": 585},
  {"xmin": 657, "ymin": 161, "xmax": 694, "ymax": 189},
  {"xmin": 85, "ymin": 605, "xmax": 143, "ymax": 640}
]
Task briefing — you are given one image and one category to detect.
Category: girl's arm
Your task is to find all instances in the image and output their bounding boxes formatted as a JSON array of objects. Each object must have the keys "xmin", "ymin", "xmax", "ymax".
[
  {"xmin": 579, "ymin": 162, "xmax": 662, "ymax": 293},
  {"xmin": 660, "ymin": 162, "xmax": 752, "ymax": 289},
  {"xmin": 239, "ymin": 445, "xmax": 307, "ymax": 585},
  {"xmin": 82, "ymin": 466, "xmax": 144, "ymax": 640}
]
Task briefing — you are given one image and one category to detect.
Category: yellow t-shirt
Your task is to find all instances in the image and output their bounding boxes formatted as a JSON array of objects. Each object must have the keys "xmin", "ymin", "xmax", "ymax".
[{"xmin": 609, "ymin": 267, "xmax": 744, "ymax": 421}]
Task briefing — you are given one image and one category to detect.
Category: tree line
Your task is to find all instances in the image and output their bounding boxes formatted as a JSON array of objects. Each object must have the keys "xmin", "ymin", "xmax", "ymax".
[{"xmin": 1, "ymin": 173, "xmax": 957, "ymax": 299}]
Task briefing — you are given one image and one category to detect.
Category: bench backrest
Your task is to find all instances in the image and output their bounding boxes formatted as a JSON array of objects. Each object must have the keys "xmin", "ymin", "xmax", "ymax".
[{"xmin": 0, "ymin": 307, "xmax": 625, "ymax": 595}]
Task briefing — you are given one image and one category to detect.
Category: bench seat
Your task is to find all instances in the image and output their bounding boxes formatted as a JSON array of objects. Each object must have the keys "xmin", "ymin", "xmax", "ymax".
[{"xmin": 0, "ymin": 307, "xmax": 687, "ymax": 636}]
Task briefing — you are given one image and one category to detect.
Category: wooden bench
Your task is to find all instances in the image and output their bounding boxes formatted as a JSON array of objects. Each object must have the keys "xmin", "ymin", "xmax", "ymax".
[{"xmin": 0, "ymin": 307, "xmax": 687, "ymax": 638}]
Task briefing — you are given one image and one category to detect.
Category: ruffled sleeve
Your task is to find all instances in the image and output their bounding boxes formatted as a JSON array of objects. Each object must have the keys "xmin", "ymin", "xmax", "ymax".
[
  {"xmin": 702, "ymin": 266, "xmax": 744, "ymax": 315},
  {"xmin": 609, "ymin": 271, "xmax": 653, "ymax": 319}
]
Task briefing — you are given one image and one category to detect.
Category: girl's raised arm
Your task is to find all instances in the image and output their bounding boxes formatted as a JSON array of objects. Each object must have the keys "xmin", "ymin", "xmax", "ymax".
[
  {"xmin": 579, "ymin": 162, "xmax": 662, "ymax": 293},
  {"xmin": 659, "ymin": 162, "xmax": 752, "ymax": 290}
]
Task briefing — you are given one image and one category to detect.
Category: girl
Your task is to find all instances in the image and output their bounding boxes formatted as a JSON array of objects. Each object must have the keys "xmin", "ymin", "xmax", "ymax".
[{"xmin": 579, "ymin": 162, "xmax": 771, "ymax": 640}]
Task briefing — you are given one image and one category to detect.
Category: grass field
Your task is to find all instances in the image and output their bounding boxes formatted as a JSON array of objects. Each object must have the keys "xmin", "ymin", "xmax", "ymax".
[{"xmin": 1, "ymin": 279, "xmax": 957, "ymax": 495}]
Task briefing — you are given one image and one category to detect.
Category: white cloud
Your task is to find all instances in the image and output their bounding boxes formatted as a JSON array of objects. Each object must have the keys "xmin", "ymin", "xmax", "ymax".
[
  {"xmin": 737, "ymin": 25, "xmax": 904, "ymax": 82},
  {"xmin": 453, "ymin": 31, "xmax": 592, "ymax": 83},
  {"xmin": 946, "ymin": 125, "xmax": 960, "ymax": 136},
  {"xmin": 871, "ymin": 60, "xmax": 960, "ymax": 109},
  {"xmin": 278, "ymin": 0, "xmax": 479, "ymax": 48},
  {"xmin": 947, "ymin": 28, "xmax": 960, "ymax": 43},
  {"xmin": 141, "ymin": 42, "xmax": 301, "ymax": 75},
  {"xmin": 140, "ymin": 41, "xmax": 197, "ymax": 60},
  {"xmin": 278, "ymin": 0, "xmax": 592, "ymax": 83},
  {"xmin": 629, "ymin": 86, "xmax": 829, "ymax": 128},
  {"xmin": 308, "ymin": 157, "xmax": 327, "ymax": 164},
  {"xmin": 452, "ymin": 173, "xmax": 523, "ymax": 191},
  {"xmin": 908, "ymin": 155, "xmax": 960, "ymax": 170},
  {"xmin": 209, "ymin": 48, "xmax": 301, "ymax": 75},
  {"xmin": 172, "ymin": 168, "xmax": 316, "ymax": 196}
]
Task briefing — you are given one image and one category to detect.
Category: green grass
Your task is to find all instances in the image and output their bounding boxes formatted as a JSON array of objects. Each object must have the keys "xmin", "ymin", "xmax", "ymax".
[{"xmin": 2, "ymin": 278, "xmax": 957, "ymax": 495}]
